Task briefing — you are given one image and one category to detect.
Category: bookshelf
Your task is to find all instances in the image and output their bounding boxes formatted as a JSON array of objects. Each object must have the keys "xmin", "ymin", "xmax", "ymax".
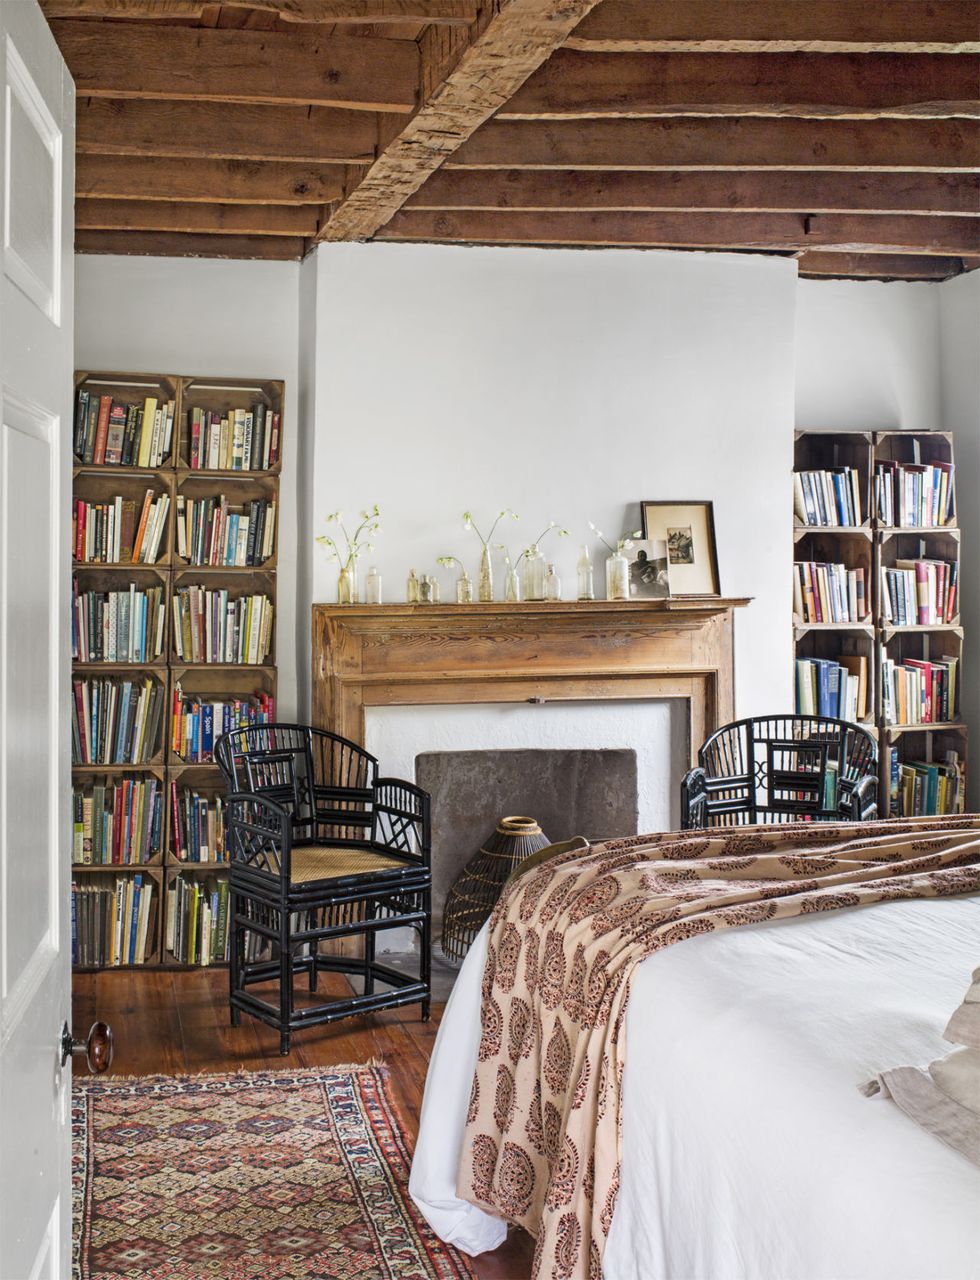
[
  {"xmin": 793, "ymin": 430, "xmax": 967, "ymax": 818},
  {"xmin": 71, "ymin": 370, "xmax": 283, "ymax": 972}
]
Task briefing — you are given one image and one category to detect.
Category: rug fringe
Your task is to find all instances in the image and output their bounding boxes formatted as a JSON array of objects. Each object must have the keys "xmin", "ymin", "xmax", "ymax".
[{"xmin": 72, "ymin": 1059, "xmax": 387, "ymax": 1087}]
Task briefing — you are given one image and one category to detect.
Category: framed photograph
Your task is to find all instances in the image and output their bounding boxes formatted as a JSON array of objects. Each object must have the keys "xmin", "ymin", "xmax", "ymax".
[
  {"xmin": 640, "ymin": 501, "xmax": 720, "ymax": 596},
  {"xmin": 626, "ymin": 538, "xmax": 671, "ymax": 600}
]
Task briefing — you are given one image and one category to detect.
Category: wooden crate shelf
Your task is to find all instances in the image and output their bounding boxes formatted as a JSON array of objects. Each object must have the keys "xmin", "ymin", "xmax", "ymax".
[
  {"xmin": 71, "ymin": 368, "xmax": 282, "ymax": 974},
  {"xmin": 793, "ymin": 430, "xmax": 967, "ymax": 818}
]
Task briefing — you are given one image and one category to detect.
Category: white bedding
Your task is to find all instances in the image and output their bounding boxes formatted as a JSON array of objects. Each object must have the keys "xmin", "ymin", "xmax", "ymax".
[{"xmin": 410, "ymin": 895, "xmax": 980, "ymax": 1280}]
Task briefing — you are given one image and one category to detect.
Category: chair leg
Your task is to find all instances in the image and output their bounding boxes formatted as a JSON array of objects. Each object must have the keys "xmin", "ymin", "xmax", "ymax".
[
  {"xmin": 308, "ymin": 911, "xmax": 318, "ymax": 992},
  {"xmin": 420, "ymin": 888, "xmax": 431, "ymax": 1023},
  {"xmin": 363, "ymin": 903, "xmax": 375, "ymax": 997},
  {"xmin": 229, "ymin": 890, "xmax": 242, "ymax": 1027},
  {"xmin": 278, "ymin": 906, "xmax": 293, "ymax": 1056}
]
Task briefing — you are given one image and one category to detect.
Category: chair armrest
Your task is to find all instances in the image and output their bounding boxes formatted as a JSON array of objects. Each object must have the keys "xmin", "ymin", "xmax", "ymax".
[
  {"xmin": 680, "ymin": 767, "xmax": 708, "ymax": 830},
  {"xmin": 371, "ymin": 777, "xmax": 431, "ymax": 862},
  {"xmin": 225, "ymin": 792, "xmax": 291, "ymax": 879},
  {"xmin": 850, "ymin": 773, "xmax": 879, "ymax": 822}
]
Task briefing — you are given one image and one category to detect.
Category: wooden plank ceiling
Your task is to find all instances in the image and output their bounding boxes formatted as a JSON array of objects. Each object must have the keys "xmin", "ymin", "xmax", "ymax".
[{"xmin": 50, "ymin": 0, "xmax": 980, "ymax": 280}]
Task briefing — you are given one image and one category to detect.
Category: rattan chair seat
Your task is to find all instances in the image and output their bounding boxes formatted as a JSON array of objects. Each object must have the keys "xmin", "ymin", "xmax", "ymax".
[{"xmin": 290, "ymin": 845, "xmax": 405, "ymax": 884}]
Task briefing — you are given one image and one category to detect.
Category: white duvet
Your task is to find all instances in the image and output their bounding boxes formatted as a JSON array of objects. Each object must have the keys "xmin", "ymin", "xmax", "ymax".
[{"xmin": 410, "ymin": 895, "xmax": 980, "ymax": 1280}]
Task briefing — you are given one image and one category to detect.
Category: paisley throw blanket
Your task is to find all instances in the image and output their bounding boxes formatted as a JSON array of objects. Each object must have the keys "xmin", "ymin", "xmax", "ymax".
[{"xmin": 457, "ymin": 816, "xmax": 980, "ymax": 1280}]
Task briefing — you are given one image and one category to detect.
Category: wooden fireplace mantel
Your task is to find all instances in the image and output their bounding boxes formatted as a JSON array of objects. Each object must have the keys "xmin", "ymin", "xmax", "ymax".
[{"xmin": 311, "ymin": 597, "xmax": 751, "ymax": 768}]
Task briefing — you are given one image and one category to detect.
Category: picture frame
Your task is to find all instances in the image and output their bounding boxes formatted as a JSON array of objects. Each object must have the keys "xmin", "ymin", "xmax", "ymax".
[
  {"xmin": 625, "ymin": 538, "xmax": 671, "ymax": 600},
  {"xmin": 640, "ymin": 500, "xmax": 720, "ymax": 596}
]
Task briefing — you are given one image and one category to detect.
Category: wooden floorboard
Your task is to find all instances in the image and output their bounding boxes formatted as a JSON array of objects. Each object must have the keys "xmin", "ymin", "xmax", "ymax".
[{"xmin": 72, "ymin": 968, "xmax": 534, "ymax": 1279}]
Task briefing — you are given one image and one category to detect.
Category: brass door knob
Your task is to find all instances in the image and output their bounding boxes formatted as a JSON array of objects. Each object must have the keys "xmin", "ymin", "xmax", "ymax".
[{"xmin": 60, "ymin": 1021, "xmax": 113, "ymax": 1073}]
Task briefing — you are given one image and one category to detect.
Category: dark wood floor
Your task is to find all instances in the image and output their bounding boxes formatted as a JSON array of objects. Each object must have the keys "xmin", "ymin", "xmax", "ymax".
[{"xmin": 72, "ymin": 968, "xmax": 533, "ymax": 1280}]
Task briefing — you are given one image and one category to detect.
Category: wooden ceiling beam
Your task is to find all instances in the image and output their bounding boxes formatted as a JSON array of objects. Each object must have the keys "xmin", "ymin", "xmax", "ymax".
[
  {"xmin": 76, "ymin": 198, "xmax": 322, "ymax": 236},
  {"xmin": 407, "ymin": 169, "xmax": 980, "ymax": 216},
  {"xmin": 448, "ymin": 118, "xmax": 980, "ymax": 171},
  {"xmin": 49, "ymin": 19, "xmax": 419, "ymax": 112},
  {"xmin": 75, "ymin": 155, "xmax": 352, "ymax": 204},
  {"xmin": 76, "ymin": 99, "xmax": 379, "ymax": 163},
  {"xmin": 377, "ymin": 210, "xmax": 980, "ymax": 254},
  {"xmin": 75, "ymin": 230, "xmax": 306, "ymax": 260},
  {"xmin": 796, "ymin": 251, "xmax": 965, "ymax": 280},
  {"xmin": 320, "ymin": 0, "xmax": 604, "ymax": 242},
  {"xmin": 503, "ymin": 51, "xmax": 980, "ymax": 120},
  {"xmin": 41, "ymin": 1, "xmax": 475, "ymax": 21},
  {"xmin": 568, "ymin": 2, "xmax": 980, "ymax": 54}
]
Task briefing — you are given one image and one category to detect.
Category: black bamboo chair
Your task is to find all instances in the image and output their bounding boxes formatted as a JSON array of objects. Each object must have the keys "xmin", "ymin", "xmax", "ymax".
[
  {"xmin": 215, "ymin": 724, "xmax": 431, "ymax": 1054},
  {"xmin": 681, "ymin": 715, "xmax": 878, "ymax": 829}
]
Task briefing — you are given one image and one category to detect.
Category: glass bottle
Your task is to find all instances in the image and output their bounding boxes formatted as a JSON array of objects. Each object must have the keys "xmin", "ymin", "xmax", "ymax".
[
  {"xmin": 406, "ymin": 568, "xmax": 420, "ymax": 604},
  {"xmin": 478, "ymin": 544, "xmax": 493, "ymax": 603},
  {"xmin": 544, "ymin": 563, "xmax": 561, "ymax": 601},
  {"xmin": 419, "ymin": 573, "xmax": 433, "ymax": 603},
  {"xmin": 576, "ymin": 544, "xmax": 595, "ymax": 601},
  {"xmin": 338, "ymin": 564, "xmax": 355, "ymax": 604},
  {"xmin": 605, "ymin": 549, "xmax": 629, "ymax": 601},
  {"xmin": 521, "ymin": 544, "xmax": 547, "ymax": 601},
  {"xmin": 456, "ymin": 569, "xmax": 474, "ymax": 603},
  {"xmin": 365, "ymin": 566, "xmax": 382, "ymax": 604},
  {"xmin": 430, "ymin": 574, "xmax": 441, "ymax": 604},
  {"xmin": 505, "ymin": 566, "xmax": 521, "ymax": 603}
]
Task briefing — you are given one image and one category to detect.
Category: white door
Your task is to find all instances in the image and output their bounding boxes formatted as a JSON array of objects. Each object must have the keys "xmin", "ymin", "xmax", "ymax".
[{"xmin": 0, "ymin": 1, "xmax": 74, "ymax": 1277}]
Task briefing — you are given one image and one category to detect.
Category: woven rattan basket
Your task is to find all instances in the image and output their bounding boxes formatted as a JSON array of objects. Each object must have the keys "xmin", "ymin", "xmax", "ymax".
[{"xmin": 440, "ymin": 816, "xmax": 550, "ymax": 964}]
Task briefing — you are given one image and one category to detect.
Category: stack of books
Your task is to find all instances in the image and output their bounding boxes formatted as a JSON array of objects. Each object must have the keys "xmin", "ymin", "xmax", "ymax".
[
  {"xmin": 875, "ymin": 460, "xmax": 955, "ymax": 527},
  {"xmin": 166, "ymin": 875, "xmax": 230, "ymax": 965},
  {"xmin": 71, "ymin": 676, "xmax": 166, "ymax": 764},
  {"xmin": 170, "ymin": 683, "xmax": 275, "ymax": 763},
  {"xmin": 880, "ymin": 559, "xmax": 958, "ymax": 626},
  {"xmin": 72, "ymin": 779, "xmax": 163, "ymax": 865},
  {"xmin": 888, "ymin": 748, "xmax": 965, "ymax": 816},
  {"xmin": 793, "ymin": 562, "xmax": 868, "ymax": 624},
  {"xmin": 793, "ymin": 467, "xmax": 863, "ymax": 526},
  {"xmin": 74, "ymin": 389, "xmax": 175, "ymax": 468},
  {"xmin": 795, "ymin": 654, "xmax": 869, "ymax": 722},
  {"xmin": 170, "ymin": 785, "xmax": 225, "ymax": 863},
  {"xmin": 73, "ymin": 489, "xmax": 170, "ymax": 565},
  {"xmin": 72, "ymin": 579, "xmax": 166, "ymax": 663},
  {"xmin": 881, "ymin": 655, "xmax": 958, "ymax": 725},
  {"xmin": 71, "ymin": 875, "xmax": 155, "ymax": 966},
  {"xmin": 172, "ymin": 587, "xmax": 274, "ymax": 665},
  {"xmin": 174, "ymin": 495, "xmax": 276, "ymax": 566},
  {"xmin": 185, "ymin": 403, "xmax": 281, "ymax": 472}
]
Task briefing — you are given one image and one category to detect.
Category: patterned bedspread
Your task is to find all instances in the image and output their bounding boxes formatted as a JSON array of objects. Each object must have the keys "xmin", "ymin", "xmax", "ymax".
[{"xmin": 456, "ymin": 816, "xmax": 980, "ymax": 1280}]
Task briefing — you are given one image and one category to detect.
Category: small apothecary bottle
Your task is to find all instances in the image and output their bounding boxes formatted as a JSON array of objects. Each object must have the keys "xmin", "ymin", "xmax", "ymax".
[
  {"xmin": 365, "ymin": 566, "xmax": 382, "ymax": 604},
  {"xmin": 522, "ymin": 544, "xmax": 547, "ymax": 601},
  {"xmin": 456, "ymin": 569, "xmax": 474, "ymax": 603},
  {"xmin": 576, "ymin": 545, "xmax": 594, "ymax": 601},
  {"xmin": 544, "ymin": 564, "xmax": 561, "ymax": 601},
  {"xmin": 605, "ymin": 550, "xmax": 629, "ymax": 601},
  {"xmin": 406, "ymin": 568, "xmax": 421, "ymax": 603}
]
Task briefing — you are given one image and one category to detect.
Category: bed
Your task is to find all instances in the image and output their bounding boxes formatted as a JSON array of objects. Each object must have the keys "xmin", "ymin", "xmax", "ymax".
[{"xmin": 411, "ymin": 889, "xmax": 980, "ymax": 1279}]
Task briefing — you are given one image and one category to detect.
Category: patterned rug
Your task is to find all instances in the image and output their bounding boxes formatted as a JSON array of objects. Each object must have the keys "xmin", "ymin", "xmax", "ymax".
[{"xmin": 72, "ymin": 1064, "xmax": 477, "ymax": 1280}]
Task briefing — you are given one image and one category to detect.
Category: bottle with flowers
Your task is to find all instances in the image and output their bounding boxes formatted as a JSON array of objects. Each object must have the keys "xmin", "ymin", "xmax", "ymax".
[
  {"xmin": 588, "ymin": 522, "xmax": 641, "ymax": 601},
  {"xmin": 462, "ymin": 509, "xmax": 519, "ymax": 602},
  {"xmin": 316, "ymin": 505, "xmax": 381, "ymax": 604},
  {"xmin": 496, "ymin": 521, "xmax": 569, "ymax": 602}
]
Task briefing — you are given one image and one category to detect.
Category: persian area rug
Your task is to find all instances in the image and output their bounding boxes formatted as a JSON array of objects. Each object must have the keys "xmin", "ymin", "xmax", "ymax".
[{"xmin": 73, "ymin": 1064, "xmax": 476, "ymax": 1280}]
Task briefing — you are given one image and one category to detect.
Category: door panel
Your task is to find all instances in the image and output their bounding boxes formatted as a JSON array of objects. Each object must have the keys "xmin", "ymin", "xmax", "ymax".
[{"xmin": 0, "ymin": 2, "xmax": 74, "ymax": 1278}]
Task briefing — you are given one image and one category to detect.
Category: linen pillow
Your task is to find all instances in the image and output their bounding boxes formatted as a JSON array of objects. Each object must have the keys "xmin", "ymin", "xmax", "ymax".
[{"xmin": 869, "ymin": 967, "xmax": 980, "ymax": 1168}]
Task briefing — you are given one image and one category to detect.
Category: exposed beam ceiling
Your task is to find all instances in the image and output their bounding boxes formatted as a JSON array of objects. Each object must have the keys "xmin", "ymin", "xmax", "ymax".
[
  {"xmin": 567, "ymin": 2, "xmax": 980, "ymax": 54},
  {"xmin": 319, "ymin": 0, "xmax": 605, "ymax": 241},
  {"xmin": 502, "ymin": 52, "xmax": 980, "ymax": 119},
  {"xmin": 377, "ymin": 209, "xmax": 980, "ymax": 255},
  {"xmin": 51, "ymin": 0, "xmax": 980, "ymax": 281},
  {"xmin": 76, "ymin": 100, "xmax": 379, "ymax": 164},
  {"xmin": 51, "ymin": 20, "xmax": 419, "ymax": 112},
  {"xmin": 406, "ymin": 170, "xmax": 980, "ymax": 216},
  {"xmin": 41, "ymin": 1, "xmax": 476, "ymax": 21},
  {"xmin": 76, "ymin": 155, "xmax": 352, "ymax": 205},
  {"xmin": 447, "ymin": 118, "xmax": 980, "ymax": 171}
]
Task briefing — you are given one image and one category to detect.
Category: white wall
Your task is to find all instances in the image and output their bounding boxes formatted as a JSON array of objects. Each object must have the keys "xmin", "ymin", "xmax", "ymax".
[
  {"xmin": 74, "ymin": 254, "xmax": 301, "ymax": 718},
  {"xmin": 939, "ymin": 272, "xmax": 980, "ymax": 809},
  {"xmin": 304, "ymin": 242, "xmax": 798, "ymax": 723},
  {"xmin": 795, "ymin": 279, "xmax": 941, "ymax": 430}
]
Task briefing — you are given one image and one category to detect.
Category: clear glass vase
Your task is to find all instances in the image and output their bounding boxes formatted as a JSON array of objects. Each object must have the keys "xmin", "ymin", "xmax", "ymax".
[
  {"xmin": 365, "ymin": 566, "xmax": 382, "ymax": 604},
  {"xmin": 605, "ymin": 550, "xmax": 629, "ymax": 601},
  {"xmin": 457, "ymin": 571, "xmax": 474, "ymax": 603},
  {"xmin": 577, "ymin": 545, "xmax": 595, "ymax": 601},
  {"xmin": 544, "ymin": 564, "xmax": 561, "ymax": 601},
  {"xmin": 522, "ymin": 545, "xmax": 547, "ymax": 601},
  {"xmin": 505, "ymin": 567, "xmax": 521, "ymax": 602},
  {"xmin": 338, "ymin": 564, "xmax": 357, "ymax": 604},
  {"xmin": 478, "ymin": 545, "xmax": 493, "ymax": 602}
]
